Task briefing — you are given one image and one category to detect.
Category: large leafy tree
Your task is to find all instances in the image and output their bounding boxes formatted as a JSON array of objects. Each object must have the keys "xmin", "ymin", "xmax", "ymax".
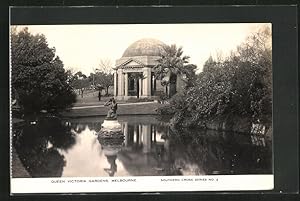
[
  {"xmin": 230, "ymin": 26, "xmax": 272, "ymax": 120},
  {"xmin": 191, "ymin": 26, "xmax": 272, "ymax": 121},
  {"xmin": 162, "ymin": 26, "xmax": 272, "ymax": 126},
  {"xmin": 11, "ymin": 27, "xmax": 76, "ymax": 114},
  {"xmin": 153, "ymin": 44, "xmax": 193, "ymax": 97}
]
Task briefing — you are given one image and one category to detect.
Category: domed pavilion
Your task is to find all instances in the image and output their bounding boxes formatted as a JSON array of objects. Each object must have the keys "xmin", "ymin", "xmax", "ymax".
[{"xmin": 113, "ymin": 38, "xmax": 184, "ymax": 100}]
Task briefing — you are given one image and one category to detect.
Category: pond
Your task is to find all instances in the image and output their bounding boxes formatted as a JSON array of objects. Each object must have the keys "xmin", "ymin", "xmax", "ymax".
[{"xmin": 12, "ymin": 115, "xmax": 272, "ymax": 178}]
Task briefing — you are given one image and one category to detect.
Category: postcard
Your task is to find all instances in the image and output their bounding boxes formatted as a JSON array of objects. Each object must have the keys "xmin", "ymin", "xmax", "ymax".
[{"xmin": 10, "ymin": 20, "xmax": 273, "ymax": 193}]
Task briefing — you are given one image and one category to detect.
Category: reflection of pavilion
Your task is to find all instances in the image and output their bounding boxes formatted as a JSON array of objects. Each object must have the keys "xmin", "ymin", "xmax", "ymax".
[
  {"xmin": 117, "ymin": 122, "xmax": 178, "ymax": 176},
  {"xmin": 63, "ymin": 118, "xmax": 272, "ymax": 176},
  {"xmin": 122, "ymin": 122, "xmax": 170, "ymax": 153}
]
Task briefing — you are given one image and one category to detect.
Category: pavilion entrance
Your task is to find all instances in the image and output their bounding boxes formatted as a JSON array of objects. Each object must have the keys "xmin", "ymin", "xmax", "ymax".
[{"xmin": 128, "ymin": 72, "xmax": 142, "ymax": 98}]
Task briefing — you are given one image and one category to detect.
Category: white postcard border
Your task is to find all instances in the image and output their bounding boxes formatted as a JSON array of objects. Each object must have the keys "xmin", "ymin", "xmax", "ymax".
[{"xmin": 11, "ymin": 175, "xmax": 273, "ymax": 194}]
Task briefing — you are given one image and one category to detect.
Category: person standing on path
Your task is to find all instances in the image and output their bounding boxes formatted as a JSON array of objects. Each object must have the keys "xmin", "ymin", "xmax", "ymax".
[{"xmin": 98, "ymin": 90, "xmax": 102, "ymax": 101}]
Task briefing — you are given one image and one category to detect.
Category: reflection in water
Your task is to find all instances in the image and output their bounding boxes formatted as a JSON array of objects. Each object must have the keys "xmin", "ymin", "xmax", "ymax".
[
  {"xmin": 119, "ymin": 122, "xmax": 183, "ymax": 176},
  {"xmin": 13, "ymin": 116, "xmax": 76, "ymax": 177},
  {"xmin": 13, "ymin": 115, "xmax": 272, "ymax": 178}
]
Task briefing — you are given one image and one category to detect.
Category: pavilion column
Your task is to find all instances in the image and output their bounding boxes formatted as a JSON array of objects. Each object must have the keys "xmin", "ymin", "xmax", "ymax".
[
  {"xmin": 138, "ymin": 125, "xmax": 142, "ymax": 144},
  {"xmin": 142, "ymin": 124, "xmax": 151, "ymax": 153},
  {"xmin": 133, "ymin": 125, "xmax": 137, "ymax": 144},
  {"xmin": 113, "ymin": 70, "xmax": 117, "ymax": 97},
  {"xmin": 124, "ymin": 73, "xmax": 128, "ymax": 97},
  {"xmin": 139, "ymin": 78, "xmax": 142, "ymax": 97},
  {"xmin": 123, "ymin": 122, "xmax": 128, "ymax": 146},
  {"xmin": 143, "ymin": 67, "xmax": 152, "ymax": 97},
  {"xmin": 117, "ymin": 69, "xmax": 124, "ymax": 97},
  {"xmin": 147, "ymin": 68, "xmax": 152, "ymax": 96}
]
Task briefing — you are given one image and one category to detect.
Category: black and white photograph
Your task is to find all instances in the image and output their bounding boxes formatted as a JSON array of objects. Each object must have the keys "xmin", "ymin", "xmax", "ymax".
[{"xmin": 10, "ymin": 22, "xmax": 273, "ymax": 193}]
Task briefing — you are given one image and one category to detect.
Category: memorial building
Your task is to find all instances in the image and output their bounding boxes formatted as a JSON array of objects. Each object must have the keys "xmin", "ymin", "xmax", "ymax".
[{"xmin": 113, "ymin": 38, "xmax": 185, "ymax": 100}]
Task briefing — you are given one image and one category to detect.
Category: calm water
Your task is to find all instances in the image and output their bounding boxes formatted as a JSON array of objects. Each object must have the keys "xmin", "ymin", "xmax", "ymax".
[{"xmin": 13, "ymin": 115, "xmax": 272, "ymax": 178}]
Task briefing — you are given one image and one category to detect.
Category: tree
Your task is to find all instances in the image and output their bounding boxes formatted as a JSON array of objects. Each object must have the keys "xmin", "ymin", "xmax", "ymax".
[
  {"xmin": 74, "ymin": 71, "xmax": 87, "ymax": 79},
  {"xmin": 186, "ymin": 58, "xmax": 234, "ymax": 120},
  {"xmin": 181, "ymin": 64, "xmax": 197, "ymax": 88},
  {"xmin": 193, "ymin": 26, "xmax": 272, "ymax": 121},
  {"xmin": 160, "ymin": 26, "xmax": 272, "ymax": 127},
  {"xmin": 91, "ymin": 71, "xmax": 113, "ymax": 95},
  {"xmin": 70, "ymin": 71, "xmax": 90, "ymax": 98},
  {"xmin": 202, "ymin": 55, "xmax": 216, "ymax": 73},
  {"xmin": 11, "ymin": 27, "xmax": 76, "ymax": 114},
  {"xmin": 97, "ymin": 58, "xmax": 113, "ymax": 74},
  {"xmin": 153, "ymin": 44, "xmax": 193, "ymax": 97},
  {"xmin": 230, "ymin": 26, "xmax": 272, "ymax": 120},
  {"xmin": 91, "ymin": 58, "xmax": 114, "ymax": 95}
]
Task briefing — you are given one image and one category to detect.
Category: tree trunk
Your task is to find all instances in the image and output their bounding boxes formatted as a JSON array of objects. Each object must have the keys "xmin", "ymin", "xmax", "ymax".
[
  {"xmin": 106, "ymin": 87, "xmax": 109, "ymax": 95},
  {"xmin": 81, "ymin": 89, "xmax": 84, "ymax": 98}
]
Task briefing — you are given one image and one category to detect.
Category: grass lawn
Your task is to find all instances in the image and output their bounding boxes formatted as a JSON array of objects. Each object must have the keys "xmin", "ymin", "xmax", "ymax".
[
  {"xmin": 74, "ymin": 90, "xmax": 157, "ymax": 107},
  {"xmin": 74, "ymin": 95, "xmax": 115, "ymax": 107},
  {"xmin": 63, "ymin": 90, "xmax": 161, "ymax": 118},
  {"xmin": 74, "ymin": 89, "xmax": 127, "ymax": 107},
  {"xmin": 62, "ymin": 102, "xmax": 160, "ymax": 118}
]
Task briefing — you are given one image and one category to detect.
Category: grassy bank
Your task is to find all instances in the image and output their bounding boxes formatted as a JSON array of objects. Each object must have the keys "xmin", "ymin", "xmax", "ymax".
[{"xmin": 61, "ymin": 102, "xmax": 160, "ymax": 118}]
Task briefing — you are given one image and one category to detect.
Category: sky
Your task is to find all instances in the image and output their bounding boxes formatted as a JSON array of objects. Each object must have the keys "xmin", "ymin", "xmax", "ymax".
[{"xmin": 15, "ymin": 23, "xmax": 270, "ymax": 75}]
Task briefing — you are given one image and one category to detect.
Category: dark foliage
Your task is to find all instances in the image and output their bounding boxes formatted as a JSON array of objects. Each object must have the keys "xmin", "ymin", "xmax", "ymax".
[
  {"xmin": 160, "ymin": 26, "xmax": 272, "ymax": 127},
  {"xmin": 13, "ymin": 117, "xmax": 76, "ymax": 177},
  {"xmin": 11, "ymin": 27, "xmax": 76, "ymax": 114}
]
